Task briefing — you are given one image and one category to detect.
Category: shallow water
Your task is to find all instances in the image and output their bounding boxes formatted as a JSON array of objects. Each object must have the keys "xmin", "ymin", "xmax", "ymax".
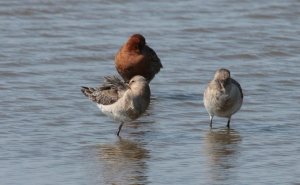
[{"xmin": 1, "ymin": 0, "xmax": 300, "ymax": 184}]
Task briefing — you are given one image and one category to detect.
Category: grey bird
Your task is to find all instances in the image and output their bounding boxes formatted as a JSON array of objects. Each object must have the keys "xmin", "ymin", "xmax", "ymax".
[
  {"xmin": 81, "ymin": 75, "xmax": 151, "ymax": 136},
  {"xmin": 203, "ymin": 68, "xmax": 243, "ymax": 128}
]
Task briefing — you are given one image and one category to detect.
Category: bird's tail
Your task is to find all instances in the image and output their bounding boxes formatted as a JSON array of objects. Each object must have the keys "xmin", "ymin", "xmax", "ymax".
[
  {"xmin": 80, "ymin": 75, "xmax": 127, "ymax": 104},
  {"xmin": 81, "ymin": 86, "xmax": 98, "ymax": 102},
  {"xmin": 100, "ymin": 75, "xmax": 127, "ymax": 91}
]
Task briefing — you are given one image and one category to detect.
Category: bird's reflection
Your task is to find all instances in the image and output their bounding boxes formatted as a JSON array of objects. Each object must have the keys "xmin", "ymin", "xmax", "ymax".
[
  {"xmin": 98, "ymin": 138, "xmax": 150, "ymax": 185},
  {"xmin": 204, "ymin": 128, "xmax": 241, "ymax": 182}
]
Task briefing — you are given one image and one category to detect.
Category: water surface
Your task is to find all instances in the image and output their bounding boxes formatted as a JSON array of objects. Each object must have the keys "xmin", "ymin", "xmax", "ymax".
[{"xmin": 1, "ymin": 0, "xmax": 300, "ymax": 184}]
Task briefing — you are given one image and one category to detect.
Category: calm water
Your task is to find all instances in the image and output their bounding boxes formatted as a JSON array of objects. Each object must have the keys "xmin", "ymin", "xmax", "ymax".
[{"xmin": 1, "ymin": 0, "xmax": 300, "ymax": 184}]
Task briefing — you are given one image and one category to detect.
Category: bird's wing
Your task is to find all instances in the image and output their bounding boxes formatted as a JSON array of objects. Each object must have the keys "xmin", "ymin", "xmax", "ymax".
[
  {"xmin": 81, "ymin": 76, "xmax": 128, "ymax": 105},
  {"xmin": 145, "ymin": 45, "xmax": 163, "ymax": 70},
  {"xmin": 231, "ymin": 78, "xmax": 243, "ymax": 98}
]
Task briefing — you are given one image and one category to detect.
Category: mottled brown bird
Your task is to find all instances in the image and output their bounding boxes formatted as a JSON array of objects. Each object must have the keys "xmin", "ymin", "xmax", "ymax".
[{"xmin": 115, "ymin": 34, "xmax": 162, "ymax": 82}]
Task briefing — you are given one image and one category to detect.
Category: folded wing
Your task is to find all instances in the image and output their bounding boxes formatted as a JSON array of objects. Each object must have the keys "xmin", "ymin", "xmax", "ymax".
[
  {"xmin": 231, "ymin": 78, "xmax": 243, "ymax": 98},
  {"xmin": 81, "ymin": 76, "xmax": 128, "ymax": 105},
  {"xmin": 145, "ymin": 45, "xmax": 162, "ymax": 72}
]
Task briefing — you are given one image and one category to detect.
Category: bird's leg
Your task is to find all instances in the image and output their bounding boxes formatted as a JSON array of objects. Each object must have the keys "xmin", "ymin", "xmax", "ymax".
[
  {"xmin": 209, "ymin": 115, "xmax": 213, "ymax": 129},
  {"xmin": 117, "ymin": 122, "xmax": 124, "ymax": 136},
  {"xmin": 227, "ymin": 117, "xmax": 231, "ymax": 128}
]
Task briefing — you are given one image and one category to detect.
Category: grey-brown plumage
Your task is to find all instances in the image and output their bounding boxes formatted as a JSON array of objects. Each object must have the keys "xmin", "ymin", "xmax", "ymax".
[
  {"xmin": 203, "ymin": 68, "xmax": 243, "ymax": 128},
  {"xmin": 81, "ymin": 75, "xmax": 151, "ymax": 136},
  {"xmin": 81, "ymin": 76, "xmax": 127, "ymax": 105}
]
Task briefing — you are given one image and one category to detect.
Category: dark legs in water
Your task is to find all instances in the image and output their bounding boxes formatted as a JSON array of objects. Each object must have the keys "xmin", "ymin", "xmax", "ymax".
[
  {"xmin": 210, "ymin": 115, "xmax": 231, "ymax": 129},
  {"xmin": 227, "ymin": 117, "xmax": 231, "ymax": 128},
  {"xmin": 209, "ymin": 115, "xmax": 213, "ymax": 128},
  {"xmin": 117, "ymin": 122, "xmax": 124, "ymax": 136}
]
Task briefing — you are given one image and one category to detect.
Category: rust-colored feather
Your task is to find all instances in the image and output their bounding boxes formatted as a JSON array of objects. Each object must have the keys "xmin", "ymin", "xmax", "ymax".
[{"xmin": 115, "ymin": 34, "xmax": 162, "ymax": 82}]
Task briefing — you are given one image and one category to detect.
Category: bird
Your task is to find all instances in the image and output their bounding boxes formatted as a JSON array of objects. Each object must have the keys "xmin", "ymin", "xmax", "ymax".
[
  {"xmin": 203, "ymin": 68, "xmax": 243, "ymax": 128},
  {"xmin": 115, "ymin": 33, "xmax": 162, "ymax": 82},
  {"xmin": 81, "ymin": 75, "xmax": 151, "ymax": 136}
]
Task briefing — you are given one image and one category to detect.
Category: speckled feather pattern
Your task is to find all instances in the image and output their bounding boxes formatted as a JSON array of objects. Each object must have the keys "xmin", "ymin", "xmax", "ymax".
[{"xmin": 81, "ymin": 75, "xmax": 150, "ymax": 123}]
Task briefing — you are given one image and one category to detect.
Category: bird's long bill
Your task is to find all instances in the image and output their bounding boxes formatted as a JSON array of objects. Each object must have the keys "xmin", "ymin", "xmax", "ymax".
[
  {"xmin": 125, "ymin": 82, "xmax": 131, "ymax": 90},
  {"xmin": 220, "ymin": 83, "xmax": 225, "ymax": 90},
  {"xmin": 218, "ymin": 80, "xmax": 225, "ymax": 90}
]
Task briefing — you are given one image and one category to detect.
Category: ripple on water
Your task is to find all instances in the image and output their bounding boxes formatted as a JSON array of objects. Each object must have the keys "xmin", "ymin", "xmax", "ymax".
[{"xmin": 1, "ymin": 0, "xmax": 300, "ymax": 184}]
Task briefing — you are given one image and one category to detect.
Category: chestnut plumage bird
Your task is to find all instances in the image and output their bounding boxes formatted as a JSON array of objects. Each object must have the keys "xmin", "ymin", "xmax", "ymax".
[{"xmin": 115, "ymin": 34, "xmax": 162, "ymax": 82}]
